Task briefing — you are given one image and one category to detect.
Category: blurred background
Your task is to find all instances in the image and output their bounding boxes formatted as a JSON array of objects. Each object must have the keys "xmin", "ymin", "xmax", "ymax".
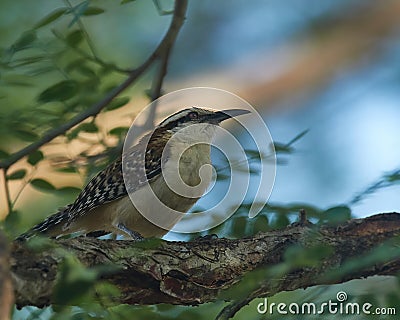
[{"xmin": 1, "ymin": 0, "xmax": 400, "ymax": 319}]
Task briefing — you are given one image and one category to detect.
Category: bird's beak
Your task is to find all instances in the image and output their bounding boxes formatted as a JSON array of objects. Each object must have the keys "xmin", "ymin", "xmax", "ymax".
[{"xmin": 211, "ymin": 109, "xmax": 251, "ymax": 123}]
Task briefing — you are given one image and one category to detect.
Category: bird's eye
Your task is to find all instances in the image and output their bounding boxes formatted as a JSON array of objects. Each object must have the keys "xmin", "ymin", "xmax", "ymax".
[{"xmin": 188, "ymin": 111, "xmax": 198, "ymax": 120}]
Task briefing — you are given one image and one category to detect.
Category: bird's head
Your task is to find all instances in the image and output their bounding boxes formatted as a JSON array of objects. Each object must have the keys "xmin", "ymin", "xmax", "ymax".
[
  {"xmin": 148, "ymin": 106, "xmax": 250, "ymax": 147},
  {"xmin": 159, "ymin": 106, "xmax": 249, "ymax": 131}
]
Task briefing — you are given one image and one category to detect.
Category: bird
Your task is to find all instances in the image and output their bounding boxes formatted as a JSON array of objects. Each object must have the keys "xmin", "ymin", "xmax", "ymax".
[{"xmin": 17, "ymin": 107, "xmax": 250, "ymax": 241}]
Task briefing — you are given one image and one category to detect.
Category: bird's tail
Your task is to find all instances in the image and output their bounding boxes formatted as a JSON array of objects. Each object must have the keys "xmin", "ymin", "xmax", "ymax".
[{"xmin": 16, "ymin": 206, "xmax": 70, "ymax": 241}]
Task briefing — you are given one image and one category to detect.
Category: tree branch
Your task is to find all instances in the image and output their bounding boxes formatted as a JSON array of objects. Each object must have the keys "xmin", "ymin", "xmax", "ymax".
[
  {"xmin": 11, "ymin": 212, "xmax": 400, "ymax": 310},
  {"xmin": 0, "ymin": 0, "xmax": 188, "ymax": 171},
  {"xmin": 0, "ymin": 231, "xmax": 13, "ymax": 320}
]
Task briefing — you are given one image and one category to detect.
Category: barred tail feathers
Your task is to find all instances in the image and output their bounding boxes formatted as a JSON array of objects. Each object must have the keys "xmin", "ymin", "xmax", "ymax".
[{"xmin": 16, "ymin": 208, "xmax": 70, "ymax": 241}]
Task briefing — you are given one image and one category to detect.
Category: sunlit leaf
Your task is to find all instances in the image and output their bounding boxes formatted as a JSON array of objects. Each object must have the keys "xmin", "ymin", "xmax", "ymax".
[
  {"xmin": 34, "ymin": 8, "xmax": 68, "ymax": 29},
  {"xmin": 7, "ymin": 169, "xmax": 27, "ymax": 180},
  {"xmin": 38, "ymin": 80, "xmax": 78, "ymax": 103},
  {"xmin": 31, "ymin": 178, "xmax": 56, "ymax": 192}
]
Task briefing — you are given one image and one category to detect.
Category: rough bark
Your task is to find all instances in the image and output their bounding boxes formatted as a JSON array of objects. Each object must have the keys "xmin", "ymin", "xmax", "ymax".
[
  {"xmin": 11, "ymin": 212, "xmax": 400, "ymax": 309},
  {"xmin": 0, "ymin": 231, "xmax": 13, "ymax": 320}
]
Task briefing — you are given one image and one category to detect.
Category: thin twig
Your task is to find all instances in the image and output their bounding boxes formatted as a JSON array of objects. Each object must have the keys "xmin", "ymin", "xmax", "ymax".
[
  {"xmin": 143, "ymin": 39, "xmax": 173, "ymax": 131},
  {"xmin": 52, "ymin": 29, "xmax": 131, "ymax": 75},
  {"xmin": 0, "ymin": 0, "xmax": 188, "ymax": 171},
  {"xmin": 11, "ymin": 168, "xmax": 37, "ymax": 209},
  {"xmin": 2, "ymin": 169, "xmax": 12, "ymax": 214},
  {"xmin": 64, "ymin": 0, "xmax": 98, "ymax": 58},
  {"xmin": 215, "ymin": 297, "xmax": 254, "ymax": 320},
  {"xmin": 348, "ymin": 168, "xmax": 400, "ymax": 205}
]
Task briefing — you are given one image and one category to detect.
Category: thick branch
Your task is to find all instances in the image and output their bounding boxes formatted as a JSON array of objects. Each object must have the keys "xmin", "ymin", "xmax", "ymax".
[
  {"xmin": 11, "ymin": 212, "xmax": 400, "ymax": 308},
  {"xmin": 0, "ymin": 0, "xmax": 188, "ymax": 171}
]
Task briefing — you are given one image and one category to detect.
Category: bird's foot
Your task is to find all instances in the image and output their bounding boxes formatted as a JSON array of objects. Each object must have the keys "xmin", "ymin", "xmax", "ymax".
[{"xmin": 116, "ymin": 223, "xmax": 144, "ymax": 241}]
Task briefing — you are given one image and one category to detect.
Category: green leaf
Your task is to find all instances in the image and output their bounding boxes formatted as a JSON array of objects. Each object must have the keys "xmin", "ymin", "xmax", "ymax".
[
  {"xmin": 78, "ymin": 122, "xmax": 98, "ymax": 133},
  {"xmin": 232, "ymin": 216, "xmax": 247, "ymax": 237},
  {"xmin": 245, "ymin": 149, "xmax": 261, "ymax": 160},
  {"xmin": 34, "ymin": 8, "xmax": 68, "ymax": 29},
  {"xmin": 273, "ymin": 142, "xmax": 294, "ymax": 154},
  {"xmin": 53, "ymin": 255, "xmax": 98, "ymax": 307},
  {"xmin": 67, "ymin": 122, "xmax": 98, "ymax": 140},
  {"xmin": 273, "ymin": 213, "xmax": 290, "ymax": 229},
  {"xmin": 66, "ymin": 30, "xmax": 84, "ymax": 47},
  {"xmin": 7, "ymin": 169, "xmax": 27, "ymax": 180},
  {"xmin": 134, "ymin": 238, "xmax": 163, "ymax": 249},
  {"xmin": 15, "ymin": 129, "xmax": 38, "ymax": 142},
  {"xmin": 0, "ymin": 150, "xmax": 9, "ymax": 160},
  {"xmin": 31, "ymin": 178, "xmax": 56, "ymax": 192},
  {"xmin": 2, "ymin": 74, "xmax": 33, "ymax": 87},
  {"xmin": 56, "ymin": 166, "xmax": 77, "ymax": 173},
  {"xmin": 28, "ymin": 150, "xmax": 44, "ymax": 166},
  {"xmin": 286, "ymin": 129, "xmax": 309, "ymax": 146},
  {"xmin": 109, "ymin": 126, "xmax": 129, "ymax": 136},
  {"xmin": 323, "ymin": 205, "xmax": 352, "ymax": 225},
  {"xmin": 38, "ymin": 80, "xmax": 78, "ymax": 103},
  {"xmin": 121, "ymin": 0, "xmax": 136, "ymax": 4},
  {"xmin": 284, "ymin": 244, "xmax": 333, "ymax": 268},
  {"xmin": 76, "ymin": 65, "xmax": 96, "ymax": 77},
  {"xmin": 57, "ymin": 186, "xmax": 81, "ymax": 196},
  {"xmin": 12, "ymin": 30, "xmax": 37, "ymax": 52},
  {"xmin": 4, "ymin": 210, "xmax": 21, "ymax": 235},
  {"xmin": 386, "ymin": 172, "xmax": 400, "ymax": 182},
  {"xmin": 65, "ymin": 58, "xmax": 86, "ymax": 72},
  {"xmin": 68, "ymin": 0, "xmax": 89, "ymax": 27},
  {"xmin": 83, "ymin": 7, "xmax": 105, "ymax": 15},
  {"xmin": 216, "ymin": 173, "xmax": 229, "ymax": 181},
  {"xmin": 11, "ymin": 55, "xmax": 44, "ymax": 67},
  {"xmin": 252, "ymin": 215, "xmax": 270, "ymax": 233},
  {"xmin": 106, "ymin": 97, "xmax": 130, "ymax": 111}
]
